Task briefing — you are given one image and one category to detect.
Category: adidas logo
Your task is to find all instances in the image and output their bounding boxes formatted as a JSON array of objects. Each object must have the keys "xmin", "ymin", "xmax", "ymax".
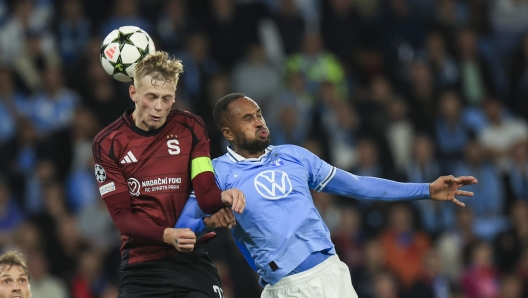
[{"xmin": 121, "ymin": 151, "xmax": 138, "ymax": 164}]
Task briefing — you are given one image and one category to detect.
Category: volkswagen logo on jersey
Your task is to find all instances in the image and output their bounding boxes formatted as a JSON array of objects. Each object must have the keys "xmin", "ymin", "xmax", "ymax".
[
  {"xmin": 128, "ymin": 178, "xmax": 141, "ymax": 196},
  {"xmin": 95, "ymin": 164, "xmax": 106, "ymax": 183},
  {"xmin": 254, "ymin": 170, "xmax": 292, "ymax": 200}
]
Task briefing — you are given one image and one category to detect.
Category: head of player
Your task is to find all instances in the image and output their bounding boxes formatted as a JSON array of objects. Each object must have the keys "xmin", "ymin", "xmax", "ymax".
[
  {"xmin": 0, "ymin": 251, "xmax": 31, "ymax": 298},
  {"xmin": 213, "ymin": 93, "xmax": 270, "ymax": 158},
  {"xmin": 129, "ymin": 51, "xmax": 184, "ymax": 131}
]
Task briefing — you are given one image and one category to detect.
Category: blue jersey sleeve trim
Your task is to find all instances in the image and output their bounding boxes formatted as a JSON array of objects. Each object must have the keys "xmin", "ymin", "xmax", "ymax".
[
  {"xmin": 315, "ymin": 166, "xmax": 336, "ymax": 192},
  {"xmin": 322, "ymin": 168, "xmax": 430, "ymax": 201}
]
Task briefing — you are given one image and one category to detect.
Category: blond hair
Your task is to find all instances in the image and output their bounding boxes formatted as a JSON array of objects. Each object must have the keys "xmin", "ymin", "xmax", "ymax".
[
  {"xmin": 0, "ymin": 251, "xmax": 29, "ymax": 280},
  {"xmin": 134, "ymin": 51, "xmax": 184, "ymax": 86}
]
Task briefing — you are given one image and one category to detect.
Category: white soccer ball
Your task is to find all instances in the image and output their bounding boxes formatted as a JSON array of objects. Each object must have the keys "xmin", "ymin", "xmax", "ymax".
[{"xmin": 100, "ymin": 26, "xmax": 156, "ymax": 82}]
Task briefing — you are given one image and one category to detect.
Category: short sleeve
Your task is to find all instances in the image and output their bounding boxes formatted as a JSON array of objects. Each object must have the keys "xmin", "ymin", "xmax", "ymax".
[
  {"xmin": 92, "ymin": 139, "xmax": 129, "ymax": 199},
  {"xmin": 189, "ymin": 115, "xmax": 211, "ymax": 160},
  {"xmin": 295, "ymin": 146, "xmax": 336, "ymax": 191}
]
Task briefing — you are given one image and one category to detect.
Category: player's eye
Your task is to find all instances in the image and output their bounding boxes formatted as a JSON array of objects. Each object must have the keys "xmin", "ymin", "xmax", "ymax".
[
  {"xmin": 2, "ymin": 279, "xmax": 11, "ymax": 285},
  {"xmin": 18, "ymin": 278, "xmax": 26, "ymax": 283}
]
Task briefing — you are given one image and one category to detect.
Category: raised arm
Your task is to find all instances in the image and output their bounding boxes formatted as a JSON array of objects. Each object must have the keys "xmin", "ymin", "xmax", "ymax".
[{"xmin": 188, "ymin": 116, "xmax": 245, "ymax": 214}]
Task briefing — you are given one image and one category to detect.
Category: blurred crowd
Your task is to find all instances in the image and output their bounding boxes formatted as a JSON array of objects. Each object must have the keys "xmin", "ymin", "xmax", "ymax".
[{"xmin": 0, "ymin": 0, "xmax": 527, "ymax": 297}]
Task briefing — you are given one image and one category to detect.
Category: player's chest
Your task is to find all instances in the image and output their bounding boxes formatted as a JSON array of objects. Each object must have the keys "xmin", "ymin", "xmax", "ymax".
[
  {"xmin": 114, "ymin": 132, "xmax": 193, "ymax": 178},
  {"xmin": 227, "ymin": 159, "xmax": 309, "ymax": 201}
]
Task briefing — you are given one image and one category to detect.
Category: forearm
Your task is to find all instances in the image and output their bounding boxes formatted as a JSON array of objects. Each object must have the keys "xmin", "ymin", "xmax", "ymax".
[
  {"xmin": 104, "ymin": 192, "xmax": 166, "ymax": 242},
  {"xmin": 175, "ymin": 196, "xmax": 209, "ymax": 235},
  {"xmin": 192, "ymin": 171, "xmax": 225, "ymax": 214},
  {"xmin": 322, "ymin": 168, "xmax": 430, "ymax": 201}
]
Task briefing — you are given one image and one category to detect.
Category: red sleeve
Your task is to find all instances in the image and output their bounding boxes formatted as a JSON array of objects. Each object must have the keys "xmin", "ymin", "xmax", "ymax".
[
  {"xmin": 104, "ymin": 192, "xmax": 166, "ymax": 242},
  {"xmin": 187, "ymin": 114, "xmax": 224, "ymax": 213},
  {"xmin": 192, "ymin": 171, "xmax": 225, "ymax": 214},
  {"xmin": 93, "ymin": 136, "xmax": 166, "ymax": 242}
]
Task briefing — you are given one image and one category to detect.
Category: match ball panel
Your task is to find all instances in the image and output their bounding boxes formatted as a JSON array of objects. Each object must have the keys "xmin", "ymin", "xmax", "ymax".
[
  {"xmin": 113, "ymin": 73, "xmax": 132, "ymax": 82},
  {"xmin": 100, "ymin": 58, "xmax": 114, "ymax": 76},
  {"xmin": 126, "ymin": 63, "xmax": 137, "ymax": 78},
  {"xmin": 102, "ymin": 42, "xmax": 120, "ymax": 63},
  {"xmin": 102, "ymin": 29, "xmax": 119, "ymax": 45},
  {"xmin": 119, "ymin": 26, "xmax": 141, "ymax": 34},
  {"xmin": 129, "ymin": 32, "xmax": 149, "ymax": 50},
  {"xmin": 120, "ymin": 44, "xmax": 141, "ymax": 64}
]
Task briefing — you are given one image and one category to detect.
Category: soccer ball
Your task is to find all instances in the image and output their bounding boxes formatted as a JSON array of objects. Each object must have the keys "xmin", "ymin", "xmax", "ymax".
[{"xmin": 100, "ymin": 26, "xmax": 156, "ymax": 82}]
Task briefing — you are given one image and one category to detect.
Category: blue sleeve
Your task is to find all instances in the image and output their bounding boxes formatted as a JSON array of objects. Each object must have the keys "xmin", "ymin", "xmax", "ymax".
[
  {"xmin": 294, "ymin": 146, "xmax": 336, "ymax": 191},
  {"xmin": 175, "ymin": 194, "xmax": 210, "ymax": 236},
  {"xmin": 234, "ymin": 238, "xmax": 257, "ymax": 272},
  {"xmin": 322, "ymin": 168, "xmax": 430, "ymax": 201}
]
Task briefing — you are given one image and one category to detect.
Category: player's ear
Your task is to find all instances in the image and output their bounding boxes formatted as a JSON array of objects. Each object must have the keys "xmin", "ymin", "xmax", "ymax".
[
  {"xmin": 129, "ymin": 84, "xmax": 137, "ymax": 103},
  {"xmin": 222, "ymin": 127, "xmax": 234, "ymax": 142}
]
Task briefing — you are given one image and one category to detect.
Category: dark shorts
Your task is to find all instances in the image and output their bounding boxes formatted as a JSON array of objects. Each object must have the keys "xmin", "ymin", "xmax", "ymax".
[{"xmin": 118, "ymin": 251, "xmax": 224, "ymax": 298}]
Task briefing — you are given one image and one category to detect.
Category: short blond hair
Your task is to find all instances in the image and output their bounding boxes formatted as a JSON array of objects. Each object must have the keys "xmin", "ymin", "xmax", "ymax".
[
  {"xmin": 134, "ymin": 51, "xmax": 184, "ymax": 86},
  {"xmin": 0, "ymin": 251, "xmax": 29, "ymax": 280}
]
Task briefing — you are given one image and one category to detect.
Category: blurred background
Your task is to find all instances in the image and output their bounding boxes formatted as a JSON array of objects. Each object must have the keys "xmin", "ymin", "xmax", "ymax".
[{"xmin": 0, "ymin": 0, "xmax": 527, "ymax": 297}]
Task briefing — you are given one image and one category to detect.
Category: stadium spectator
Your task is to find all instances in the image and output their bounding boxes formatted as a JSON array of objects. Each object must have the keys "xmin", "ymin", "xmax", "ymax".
[
  {"xmin": 270, "ymin": 0, "xmax": 305, "ymax": 56},
  {"xmin": 380, "ymin": 203, "xmax": 431, "ymax": 289},
  {"xmin": 436, "ymin": 207, "xmax": 478, "ymax": 283},
  {"xmin": 406, "ymin": 249, "xmax": 451, "ymax": 298},
  {"xmin": 99, "ymin": 0, "xmax": 152, "ymax": 38},
  {"xmin": 435, "ymin": 90, "xmax": 471, "ymax": 171},
  {"xmin": 25, "ymin": 250, "xmax": 68, "ymax": 298},
  {"xmin": 385, "ymin": 97, "xmax": 414, "ymax": 174},
  {"xmin": 461, "ymin": 241, "xmax": 500, "ymax": 298},
  {"xmin": 478, "ymin": 97, "xmax": 528, "ymax": 172},
  {"xmin": 0, "ymin": 250, "xmax": 31, "ymax": 298},
  {"xmin": 352, "ymin": 238, "xmax": 387, "ymax": 298}
]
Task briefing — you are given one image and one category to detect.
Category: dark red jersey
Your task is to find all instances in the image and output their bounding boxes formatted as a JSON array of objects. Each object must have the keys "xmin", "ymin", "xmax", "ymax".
[{"xmin": 92, "ymin": 109, "xmax": 212, "ymax": 265}]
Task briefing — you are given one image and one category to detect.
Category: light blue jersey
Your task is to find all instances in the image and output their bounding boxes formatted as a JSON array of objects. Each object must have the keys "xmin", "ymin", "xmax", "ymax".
[{"xmin": 177, "ymin": 145, "xmax": 431, "ymax": 285}]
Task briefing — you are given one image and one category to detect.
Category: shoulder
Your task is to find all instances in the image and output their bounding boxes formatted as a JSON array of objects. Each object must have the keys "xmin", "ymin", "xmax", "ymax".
[
  {"xmin": 273, "ymin": 144, "xmax": 311, "ymax": 158},
  {"xmin": 92, "ymin": 116, "xmax": 127, "ymax": 147},
  {"xmin": 169, "ymin": 110, "xmax": 206, "ymax": 129},
  {"xmin": 212, "ymin": 154, "xmax": 233, "ymax": 169}
]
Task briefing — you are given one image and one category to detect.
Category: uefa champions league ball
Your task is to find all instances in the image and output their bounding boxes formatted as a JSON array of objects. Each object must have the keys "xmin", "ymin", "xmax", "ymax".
[{"xmin": 100, "ymin": 26, "xmax": 156, "ymax": 82}]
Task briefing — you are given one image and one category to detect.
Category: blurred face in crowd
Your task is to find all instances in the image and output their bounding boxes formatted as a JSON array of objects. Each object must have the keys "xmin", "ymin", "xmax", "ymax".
[
  {"xmin": 222, "ymin": 97, "xmax": 270, "ymax": 156},
  {"xmin": 0, "ymin": 265, "xmax": 31, "ymax": 298},
  {"xmin": 389, "ymin": 204, "xmax": 413, "ymax": 233},
  {"xmin": 130, "ymin": 75, "xmax": 176, "ymax": 131},
  {"xmin": 439, "ymin": 91, "xmax": 461, "ymax": 122},
  {"xmin": 413, "ymin": 135, "xmax": 434, "ymax": 165}
]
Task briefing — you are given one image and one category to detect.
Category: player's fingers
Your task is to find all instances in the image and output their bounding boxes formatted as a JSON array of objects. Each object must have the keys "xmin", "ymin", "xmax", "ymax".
[
  {"xmin": 451, "ymin": 197, "xmax": 465, "ymax": 207},
  {"xmin": 179, "ymin": 230, "xmax": 197, "ymax": 240},
  {"xmin": 178, "ymin": 237, "xmax": 196, "ymax": 245},
  {"xmin": 231, "ymin": 192, "xmax": 243, "ymax": 214},
  {"xmin": 227, "ymin": 222, "xmax": 236, "ymax": 229},
  {"xmin": 234, "ymin": 191, "xmax": 245, "ymax": 213},
  {"xmin": 224, "ymin": 208, "xmax": 235, "ymax": 222},
  {"xmin": 457, "ymin": 176, "xmax": 478, "ymax": 185},
  {"xmin": 455, "ymin": 190, "xmax": 474, "ymax": 197},
  {"xmin": 177, "ymin": 244, "xmax": 194, "ymax": 252}
]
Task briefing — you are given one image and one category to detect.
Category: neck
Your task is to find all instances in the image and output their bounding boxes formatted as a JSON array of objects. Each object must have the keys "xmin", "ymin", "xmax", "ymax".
[{"xmin": 233, "ymin": 146, "xmax": 266, "ymax": 159}]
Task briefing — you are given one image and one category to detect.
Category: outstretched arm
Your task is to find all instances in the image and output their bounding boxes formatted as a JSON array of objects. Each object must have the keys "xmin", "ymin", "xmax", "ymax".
[{"xmin": 322, "ymin": 168, "xmax": 477, "ymax": 205}]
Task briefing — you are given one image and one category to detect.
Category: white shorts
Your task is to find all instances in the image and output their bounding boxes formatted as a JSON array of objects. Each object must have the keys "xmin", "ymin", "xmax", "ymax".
[{"xmin": 261, "ymin": 255, "xmax": 358, "ymax": 298}]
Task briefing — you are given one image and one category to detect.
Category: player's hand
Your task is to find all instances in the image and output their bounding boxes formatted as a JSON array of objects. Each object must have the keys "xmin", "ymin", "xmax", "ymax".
[
  {"xmin": 204, "ymin": 208, "xmax": 236, "ymax": 229},
  {"xmin": 429, "ymin": 175, "xmax": 478, "ymax": 207},
  {"xmin": 221, "ymin": 188, "xmax": 245, "ymax": 214},
  {"xmin": 163, "ymin": 228, "xmax": 196, "ymax": 253}
]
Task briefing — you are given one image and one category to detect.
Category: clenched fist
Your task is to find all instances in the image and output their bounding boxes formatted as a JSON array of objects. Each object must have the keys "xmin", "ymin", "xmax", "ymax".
[{"xmin": 163, "ymin": 228, "xmax": 196, "ymax": 252}]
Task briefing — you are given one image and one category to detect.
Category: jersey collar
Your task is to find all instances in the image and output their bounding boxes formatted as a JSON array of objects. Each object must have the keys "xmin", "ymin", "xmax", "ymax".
[{"xmin": 226, "ymin": 146, "xmax": 273, "ymax": 162}]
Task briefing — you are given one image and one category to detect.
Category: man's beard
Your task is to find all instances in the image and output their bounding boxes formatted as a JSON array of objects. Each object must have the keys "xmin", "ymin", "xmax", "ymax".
[{"xmin": 237, "ymin": 135, "xmax": 270, "ymax": 155}]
